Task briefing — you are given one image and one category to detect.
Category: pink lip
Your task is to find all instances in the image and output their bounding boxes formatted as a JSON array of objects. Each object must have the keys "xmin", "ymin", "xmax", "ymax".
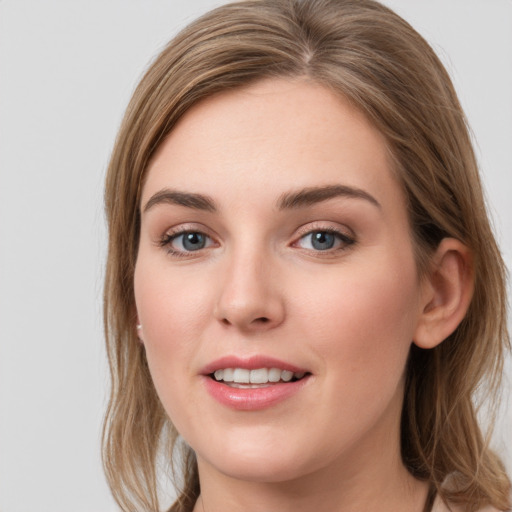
[
  {"xmin": 202, "ymin": 376, "xmax": 310, "ymax": 411},
  {"xmin": 200, "ymin": 355, "xmax": 311, "ymax": 411}
]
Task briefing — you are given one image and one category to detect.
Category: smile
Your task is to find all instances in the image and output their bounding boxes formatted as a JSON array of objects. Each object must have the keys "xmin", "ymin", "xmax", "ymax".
[
  {"xmin": 212, "ymin": 367, "xmax": 307, "ymax": 387},
  {"xmin": 202, "ymin": 357, "xmax": 311, "ymax": 410}
]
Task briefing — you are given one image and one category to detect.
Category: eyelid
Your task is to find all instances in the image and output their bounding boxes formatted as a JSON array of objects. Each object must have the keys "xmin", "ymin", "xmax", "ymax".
[{"xmin": 293, "ymin": 221, "xmax": 355, "ymax": 241}]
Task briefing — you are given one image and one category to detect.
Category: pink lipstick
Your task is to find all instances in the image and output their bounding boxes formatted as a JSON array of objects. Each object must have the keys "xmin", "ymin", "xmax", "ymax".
[{"xmin": 201, "ymin": 356, "xmax": 311, "ymax": 411}]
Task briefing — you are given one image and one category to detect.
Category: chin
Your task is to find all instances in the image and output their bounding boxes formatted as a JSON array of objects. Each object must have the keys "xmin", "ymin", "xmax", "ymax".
[
  {"xmin": 206, "ymin": 453, "xmax": 312, "ymax": 484},
  {"xmin": 193, "ymin": 429, "xmax": 330, "ymax": 484}
]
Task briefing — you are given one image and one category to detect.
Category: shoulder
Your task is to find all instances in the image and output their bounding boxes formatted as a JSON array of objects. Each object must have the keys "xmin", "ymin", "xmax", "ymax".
[{"xmin": 432, "ymin": 495, "xmax": 504, "ymax": 512}]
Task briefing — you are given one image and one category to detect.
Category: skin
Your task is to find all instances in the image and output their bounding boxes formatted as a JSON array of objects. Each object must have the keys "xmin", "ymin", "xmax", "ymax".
[{"xmin": 134, "ymin": 79, "xmax": 470, "ymax": 512}]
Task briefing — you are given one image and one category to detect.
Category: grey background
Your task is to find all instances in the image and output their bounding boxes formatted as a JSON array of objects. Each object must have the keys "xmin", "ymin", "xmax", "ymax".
[{"xmin": 0, "ymin": 1, "xmax": 510, "ymax": 511}]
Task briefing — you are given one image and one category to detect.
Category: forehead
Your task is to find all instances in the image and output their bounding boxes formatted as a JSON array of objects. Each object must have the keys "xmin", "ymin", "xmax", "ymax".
[{"xmin": 142, "ymin": 78, "xmax": 404, "ymax": 214}]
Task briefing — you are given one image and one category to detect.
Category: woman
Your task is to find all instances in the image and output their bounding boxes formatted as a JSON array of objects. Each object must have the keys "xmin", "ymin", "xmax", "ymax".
[{"xmin": 102, "ymin": 1, "xmax": 511, "ymax": 511}]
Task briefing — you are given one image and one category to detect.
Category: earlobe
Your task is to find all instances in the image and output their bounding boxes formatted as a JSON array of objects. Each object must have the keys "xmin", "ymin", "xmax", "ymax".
[
  {"xmin": 413, "ymin": 238, "xmax": 474, "ymax": 350},
  {"xmin": 136, "ymin": 322, "xmax": 144, "ymax": 343}
]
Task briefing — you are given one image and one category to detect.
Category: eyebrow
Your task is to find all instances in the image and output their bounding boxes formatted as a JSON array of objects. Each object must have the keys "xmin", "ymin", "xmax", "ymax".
[
  {"xmin": 142, "ymin": 184, "xmax": 380, "ymax": 214},
  {"xmin": 277, "ymin": 185, "xmax": 381, "ymax": 210},
  {"xmin": 143, "ymin": 188, "xmax": 217, "ymax": 213}
]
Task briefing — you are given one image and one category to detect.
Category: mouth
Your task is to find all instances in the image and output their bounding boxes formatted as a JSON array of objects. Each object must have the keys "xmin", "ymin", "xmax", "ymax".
[
  {"xmin": 210, "ymin": 367, "xmax": 309, "ymax": 388},
  {"xmin": 201, "ymin": 356, "xmax": 311, "ymax": 409}
]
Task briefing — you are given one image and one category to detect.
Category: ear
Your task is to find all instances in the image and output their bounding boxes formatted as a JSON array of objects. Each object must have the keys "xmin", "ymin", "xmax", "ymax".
[{"xmin": 413, "ymin": 238, "xmax": 474, "ymax": 349}]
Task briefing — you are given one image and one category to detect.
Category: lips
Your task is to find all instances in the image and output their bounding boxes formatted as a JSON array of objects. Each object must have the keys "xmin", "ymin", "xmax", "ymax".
[{"xmin": 201, "ymin": 356, "xmax": 311, "ymax": 410}]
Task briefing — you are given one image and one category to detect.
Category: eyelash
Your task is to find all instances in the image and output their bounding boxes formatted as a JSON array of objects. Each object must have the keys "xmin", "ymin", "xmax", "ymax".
[
  {"xmin": 158, "ymin": 225, "xmax": 356, "ymax": 258},
  {"xmin": 293, "ymin": 227, "xmax": 356, "ymax": 254},
  {"xmin": 158, "ymin": 228, "xmax": 215, "ymax": 258}
]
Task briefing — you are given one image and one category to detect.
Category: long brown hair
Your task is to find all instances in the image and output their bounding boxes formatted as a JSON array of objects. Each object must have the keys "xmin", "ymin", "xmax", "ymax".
[{"xmin": 102, "ymin": 1, "xmax": 511, "ymax": 510}]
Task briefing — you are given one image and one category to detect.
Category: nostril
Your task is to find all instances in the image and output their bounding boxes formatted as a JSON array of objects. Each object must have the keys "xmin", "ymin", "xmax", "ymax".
[{"xmin": 218, "ymin": 316, "xmax": 273, "ymax": 330}]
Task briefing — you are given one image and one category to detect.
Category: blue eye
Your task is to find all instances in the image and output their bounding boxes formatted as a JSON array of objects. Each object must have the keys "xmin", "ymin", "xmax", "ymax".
[
  {"xmin": 164, "ymin": 231, "xmax": 213, "ymax": 253},
  {"xmin": 181, "ymin": 232, "xmax": 207, "ymax": 251},
  {"xmin": 310, "ymin": 231, "xmax": 336, "ymax": 250},
  {"xmin": 297, "ymin": 230, "xmax": 354, "ymax": 251}
]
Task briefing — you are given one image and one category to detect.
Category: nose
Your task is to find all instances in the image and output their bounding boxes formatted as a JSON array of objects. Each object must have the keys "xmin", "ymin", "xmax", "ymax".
[{"xmin": 213, "ymin": 247, "xmax": 285, "ymax": 332}]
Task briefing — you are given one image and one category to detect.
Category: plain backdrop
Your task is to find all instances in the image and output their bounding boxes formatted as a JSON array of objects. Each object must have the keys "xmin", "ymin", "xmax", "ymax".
[{"xmin": 0, "ymin": 1, "xmax": 511, "ymax": 511}]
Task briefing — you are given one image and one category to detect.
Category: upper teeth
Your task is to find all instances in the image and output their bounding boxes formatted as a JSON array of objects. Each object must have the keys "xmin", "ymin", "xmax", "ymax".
[{"xmin": 213, "ymin": 368, "xmax": 305, "ymax": 384}]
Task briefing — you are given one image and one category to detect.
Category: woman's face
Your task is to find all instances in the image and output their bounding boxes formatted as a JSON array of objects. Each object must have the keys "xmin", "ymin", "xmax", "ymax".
[{"xmin": 134, "ymin": 79, "xmax": 428, "ymax": 483}]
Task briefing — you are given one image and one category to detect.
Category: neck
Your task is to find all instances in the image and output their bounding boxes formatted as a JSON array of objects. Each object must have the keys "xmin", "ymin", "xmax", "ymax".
[{"xmin": 195, "ymin": 465, "xmax": 428, "ymax": 512}]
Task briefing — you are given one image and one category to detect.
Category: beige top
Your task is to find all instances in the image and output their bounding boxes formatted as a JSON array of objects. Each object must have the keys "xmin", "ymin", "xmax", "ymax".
[{"xmin": 431, "ymin": 495, "xmax": 501, "ymax": 512}]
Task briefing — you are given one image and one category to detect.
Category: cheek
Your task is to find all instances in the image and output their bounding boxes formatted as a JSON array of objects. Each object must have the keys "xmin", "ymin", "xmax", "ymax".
[
  {"xmin": 133, "ymin": 261, "xmax": 211, "ymax": 415},
  {"xmin": 134, "ymin": 259, "xmax": 210, "ymax": 345},
  {"xmin": 298, "ymin": 254, "xmax": 420, "ymax": 381},
  {"xmin": 287, "ymin": 256, "xmax": 421, "ymax": 451}
]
